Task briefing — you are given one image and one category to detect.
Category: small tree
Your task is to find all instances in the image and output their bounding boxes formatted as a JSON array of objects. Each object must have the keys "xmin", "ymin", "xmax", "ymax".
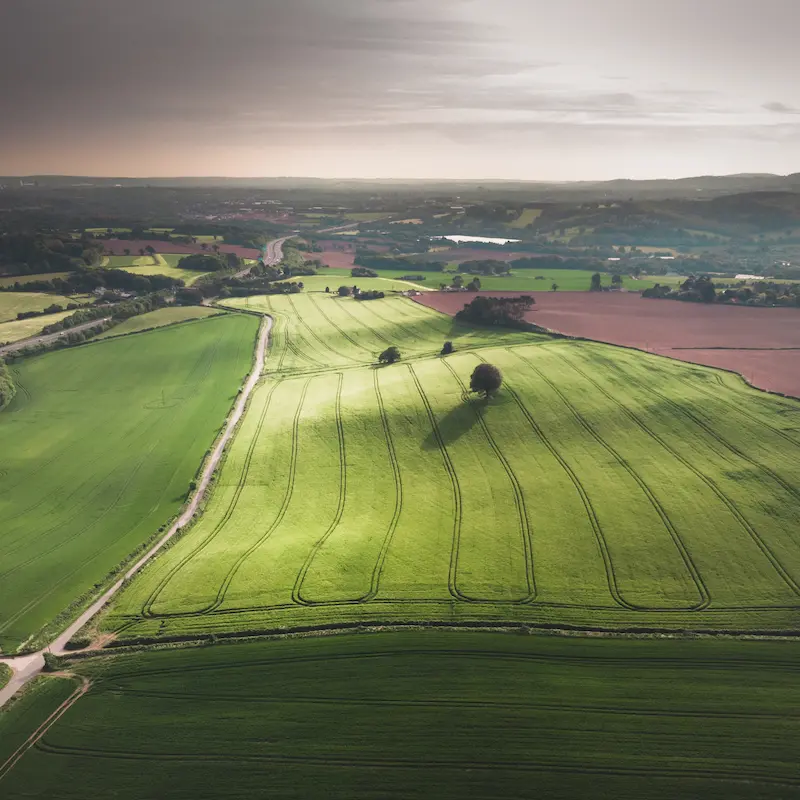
[
  {"xmin": 589, "ymin": 272, "xmax": 603, "ymax": 291},
  {"xmin": 325, "ymin": 286, "xmax": 330, "ymax": 293},
  {"xmin": 145, "ymin": 245, "xmax": 156, "ymax": 256},
  {"xmin": 551, "ymin": 282, "xmax": 558, "ymax": 292},
  {"xmin": 379, "ymin": 346, "xmax": 401, "ymax": 364},
  {"xmin": 466, "ymin": 277, "xmax": 481, "ymax": 291},
  {"xmin": 441, "ymin": 341, "xmax": 454, "ymax": 355},
  {"xmin": 470, "ymin": 363, "xmax": 502, "ymax": 398},
  {"xmin": 338, "ymin": 285, "xmax": 352, "ymax": 297},
  {"xmin": 611, "ymin": 274, "xmax": 623, "ymax": 288},
  {"xmin": 452, "ymin": 274, "xmax": 464, "ymax": 288}
]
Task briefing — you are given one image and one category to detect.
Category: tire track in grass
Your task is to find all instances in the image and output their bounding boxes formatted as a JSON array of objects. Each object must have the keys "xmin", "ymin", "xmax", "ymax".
[
  {"xmin": 202, "ymin": 375, "xmax": 313, "ymax": 613},
  {"xmin": 495, "ymin": 349, "xmax": 634, "ymax": 611},
  {"xmin": 512, "ymin": 349, "xmax": 710, "ymax": 611},
  {"xmin": 292, "ymin": 374, "xmax": 348, "ymax": 605},
  {"xmin": 441, "ymin": 357, "xmax": 536, "ymax": 602},
  {"xmin": 568, "ymin": 348, "xmax": 800, "ymax": 597},
  {"xmin": 140, "ymin": 378, "xmax": 287, "ymax": 618},
  {"xmin": 306, "ymin": 293, "xmax": 380, "ymax": 360},
  {"xmin": 286, "ymin": 294, "xmax": 361, "ymax": 364}
]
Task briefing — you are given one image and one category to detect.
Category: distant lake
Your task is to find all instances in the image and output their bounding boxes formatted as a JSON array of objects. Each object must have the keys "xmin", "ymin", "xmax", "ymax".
[{"xmin": 434, "ymin": 235, "xmax": 521, "ymax": 246}]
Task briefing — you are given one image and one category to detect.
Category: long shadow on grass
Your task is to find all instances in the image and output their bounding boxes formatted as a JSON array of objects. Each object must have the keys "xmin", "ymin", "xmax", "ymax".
[{"xmin": 422, "ymin": 397, "xmax": 482, "ymax": 449}]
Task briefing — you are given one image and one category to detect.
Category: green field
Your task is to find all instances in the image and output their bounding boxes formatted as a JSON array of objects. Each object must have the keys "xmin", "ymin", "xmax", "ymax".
[
  {"xmin": 443, "ymin": 268, "xmax": 664, "ymax": 292},
  {"xmin": 102, "ymin": 292, "xmax": 800, "ymax": 642},
  {"xmin": 94, "ymin": 306, "xmax": 225, "ymax": 340},
  {"xmin": 508, "ymin": 208, "xmax": 543, "ymax": 228},
  {"xmin": 0, "ymin": 311, "xmax": 73, "ymax": 345},
  {"xmin": 0, "ymin": 293, "xmax": 77, "ymax": 324},
  {"xmin": 280, "ymin": 274, "xmax": 431, "ymax": 293},
  {"xmin": 0, "ymin": 314, "xmax": 259, "ymax": 652},
  {"xmin": 0, "ymin": 664, "xmax": 10, "ymax": 690},
  {"xmin": 1, "ymin": 633, "xmax": 797, "ymax": 799},
  {"xmin": 106, "ymin": 254, "xmax": 211, "ymax": 284}
]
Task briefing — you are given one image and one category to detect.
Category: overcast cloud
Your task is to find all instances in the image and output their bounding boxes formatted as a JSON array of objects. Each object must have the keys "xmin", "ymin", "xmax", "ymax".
[{"xmin": 0, "ymin": 0, "xmax": 797, "ymax": 179}]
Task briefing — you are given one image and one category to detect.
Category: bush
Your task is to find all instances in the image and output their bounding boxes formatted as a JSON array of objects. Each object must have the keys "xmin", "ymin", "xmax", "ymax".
[
  {"xmin": 378, "ymin": 346, "xmax": 401, "ymax": 364},
  {"xmin": 43, "ymin": 652, "xmax": 68, "ymax": 672},
  {"xmin": 178, "ymin": 253, "xmax": 228, "ymax": 272},
  {"xmin": 338, "ymin": 285, "xmax": 352, "ymax": 297},
  {"xmin": 352, "ymin": 266, "xmax": 378, "ymax": 277},
  {"xmin": 353, "ymin": 290, "xmax": 385, "ymax": 301},
  {"xmin": 455, "ymin": 295, "xmax": 535, "ymax": 328},
  {"xmin": 441, "ymin": 341, "xmax": 454, "ymax": 355}
]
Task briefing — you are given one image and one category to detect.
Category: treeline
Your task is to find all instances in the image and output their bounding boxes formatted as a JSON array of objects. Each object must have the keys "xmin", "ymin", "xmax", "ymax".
[
  {"xmin": 353, "ymin": 254, "xmax": 446, "ymax": 272},
  {"xmin": 0, "ymin": 233, "xmax": 105, "ymax": 276},
  {"xmin": 0, "ymin": 267, "xmax": 184, "ymax": 295},
  {"xmin": 455, "ymin": 295, "xmax": 540, "ymax": 329},
  {"xmin": 41, "ymin": 292, "xmax": 172, "ymax": 335},
  {"xmin": 644, "ymin": 276, "xmax": 800, "ymax": 307}
]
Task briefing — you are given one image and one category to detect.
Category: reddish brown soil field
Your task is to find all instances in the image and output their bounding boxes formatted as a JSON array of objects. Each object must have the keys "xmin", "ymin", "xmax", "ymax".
[
  {"xmin": 415, "ymin": 291, "xmax": 800, "ymax": 398},
  {"xmin": 103, "ymin": 239, "xmax": 261, "ymax": 259},
  {"xmin": 317, "ymin": 250, "xmax": 356, "ymax": 269}
]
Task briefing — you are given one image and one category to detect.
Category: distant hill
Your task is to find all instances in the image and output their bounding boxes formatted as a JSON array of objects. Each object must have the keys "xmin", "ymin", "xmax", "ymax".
[{"xmin": 3, "ymin": 173, "xmax": 800, "ymax": 201}]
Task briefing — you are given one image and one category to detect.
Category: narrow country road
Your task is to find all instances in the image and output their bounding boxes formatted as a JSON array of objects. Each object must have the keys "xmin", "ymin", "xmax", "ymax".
[
  {"xmin": 0, "ymin": 318, "xmax": 111, "ymax": 357},
  {"xmin": 0, "ymin": 314, "xmax": 273, "ymax": 709}
]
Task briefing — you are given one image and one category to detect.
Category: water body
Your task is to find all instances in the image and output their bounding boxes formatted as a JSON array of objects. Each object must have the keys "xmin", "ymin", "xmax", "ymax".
[{"xmin": 434, "ymin": 235, "xmax": 521, "ymax": 245}]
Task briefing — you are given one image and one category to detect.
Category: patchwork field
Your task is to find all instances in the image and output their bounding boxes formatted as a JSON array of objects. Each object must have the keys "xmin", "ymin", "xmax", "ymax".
[
  {"xmin": 2, "ymin": 633, "xmax": 797, "ymax": 799},
  {"xmin": 94, "ymin": 307, "xmax": 225, "ymax": 340},
  {"xmin": 102, "ymin": 293, "xmax": 800, "ymax": 642},
  {"xmin": 416, "ymin": 291, "xmax": 800, "ymax": 397},
  {"xmin": 105, "ymin": 254, "xmax": 214, "ymax": 284},
  {"xmin": 0, "ymin": 293, "xmax": 77, "ymax": 324},
  {"xmin": 0, "ymin": 314, "xmax": 259, "ymax": 652}
]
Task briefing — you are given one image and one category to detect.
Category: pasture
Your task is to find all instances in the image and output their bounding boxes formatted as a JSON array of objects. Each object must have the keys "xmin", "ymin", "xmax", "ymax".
[
  {"xmin": 508, "ymin": 207, "xmax": 543, "ymax": 228},
  {"xmin": 94, "ymin": 307, "xmax": 225, "ymax": 339},
  {"xmin": 104, "ymin": 293, "xmax": 800, "ymax": 642},
  {"xmin": 279, "ymin": 274, "xmax": 430, "ymax": 293},
  {"xmin": 0, "ymin": 314, "xmax": 259, "ymax": 652},
  {"xmin": 444, "ymin": 269, "xmax": 661, "ymax": 292},
  {"xmin": 0, "ymin": 312, "xmax": 73, "ymax": 345},
  {"xmin": 106, "ymin": 254, "xmax": 213, "ymax": 284},
  {"xmin": 0, "ymin": 293, "xmax": 77, "ymax": 324},
  {"xmin": 1, "ymin": 633, "xmax": 797, "ymax": 799}
]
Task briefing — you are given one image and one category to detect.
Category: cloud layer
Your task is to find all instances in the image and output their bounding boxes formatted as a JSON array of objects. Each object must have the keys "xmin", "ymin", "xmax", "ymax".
[{"xmin": 1, "ymin": 0, "xmax": 798, "ymax": 179}]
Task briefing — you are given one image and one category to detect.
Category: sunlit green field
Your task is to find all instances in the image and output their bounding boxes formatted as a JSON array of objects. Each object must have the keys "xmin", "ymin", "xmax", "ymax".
[
  {"xmin": 0, "ymin": 293, "xmax": 77, "ymax": 324},
  {"xmin": 105, "ymin": 254, "xmax": 212, "ymax": 284},
  {"xmin": 0, "ymin": 314, "xmax": 259, "ymax": 652},
  {"xmin": 94, "ymin": 306, "xmax": 225, "ymax": 340},
  {"xmin": 2, "ymin": 633, "xmax": 798, "ymax": 800},
  {"xmin": 104, "ymin": 293, "xmax": 800, "ymax": 642}
]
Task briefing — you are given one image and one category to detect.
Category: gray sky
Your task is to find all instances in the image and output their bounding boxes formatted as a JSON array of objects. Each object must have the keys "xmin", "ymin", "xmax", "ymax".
[{"xmin": 1, "ymin": 0, "xmax": 798, "ymax": 179}]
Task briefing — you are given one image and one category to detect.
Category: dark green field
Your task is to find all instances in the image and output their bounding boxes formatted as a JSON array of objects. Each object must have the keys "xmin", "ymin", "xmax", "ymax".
[{"xmin": 1, "ymin": 633, "xmax": 798, "ymax": 799}]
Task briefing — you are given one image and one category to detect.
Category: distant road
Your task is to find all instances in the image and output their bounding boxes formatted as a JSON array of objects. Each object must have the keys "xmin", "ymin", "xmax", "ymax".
[
  {"xmin": 236, "ymin": 236, "xmax": 291, "ymax": 278},
  {"xmin": 0, "ymin": 318, "xmax": 111, "ymax": 357},
  {"xmin": 316, "ymin": 222, "xmax": 359, "ymax": 235}
]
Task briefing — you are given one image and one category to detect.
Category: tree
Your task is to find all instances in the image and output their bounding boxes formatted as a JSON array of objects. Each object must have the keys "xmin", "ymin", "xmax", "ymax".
[
  {"xmin": 441, "ymin": 341, "xmax": 454, "ymax": 355},
  {"xmin": 123, "ymin": 248, "xmax": 131, "ymax": 256},
  {"xmin": 226, "ymin": 252, "xmax": 242, "ymax": 270},
  {"xmin": 325, "ymin": 286, "xmax": 330, "ymax": 293},
  {"xmin": 338, "ymin": 285, "xmax": 352, "ymax": 297},
  {"xmin": 466, "ymin": 277, "xmax": 481, "ymax": 291},
  {"xmin": 551, "ymin": 283, "xmax": 558, "ymax": 292},
  {"xmin": 176, "ymin": 287, "xmax": 204, "ymax": 306},
  {"xmin": 378, "ymin": 346, "xmax": 401, "ymax": 364},
  {"xmin": 611, "ymin": 274, "xmax": 623, "ymax": 288},
  {"xmin": 590, "ymin": 272, "xmax": 603, "ymax": 291},
  {"xmin": 470, "ymin": 363, "xmax": 502, "ymax": 398},
  {"xmin": 452, "ymin": 274, "xmax": 464, "ymax": 288},
  {"xmin": 144, "ymin": 245, "xmax": 156, "ymax": 256},
  {"xmin": 201, "ymin": 242, "xmax": 208, "ymax": 250}
]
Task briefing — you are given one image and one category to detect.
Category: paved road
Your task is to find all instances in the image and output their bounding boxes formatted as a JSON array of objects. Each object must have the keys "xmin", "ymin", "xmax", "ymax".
[
  {"xmin": 235, "ymin": 236, "xmax": 291, "ymax": 278},
  {"xmin": 0, "ymin": 318, "xmax": 111, "ymax": 357},
  {"xmin": 0, "ymin": 315, "xmax": 273, "ymax": 709}
]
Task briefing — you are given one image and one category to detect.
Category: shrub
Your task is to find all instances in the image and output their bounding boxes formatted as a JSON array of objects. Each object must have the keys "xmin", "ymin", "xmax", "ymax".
[
  {"xmin": 378, "ymin": 346, "xmax": 401, "ymax": 364},
  {"xmin": 441, "ymin": 341, "xmax": 454, "ymax": 355}
]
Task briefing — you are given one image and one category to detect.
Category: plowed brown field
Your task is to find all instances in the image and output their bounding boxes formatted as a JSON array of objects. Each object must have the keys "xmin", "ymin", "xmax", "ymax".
[{"xmin": 414, "ymin": 291, "xmax": 800, "ymax": 397}]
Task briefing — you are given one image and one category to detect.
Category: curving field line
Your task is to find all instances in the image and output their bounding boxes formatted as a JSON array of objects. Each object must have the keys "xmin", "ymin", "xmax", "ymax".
[
  {"xmin": 441, "ymin": 357, "xmax": 536, "ymax": 601},
  {"xmin": 512, "ymin": 350, "xmax": 710, "ymax": 611},
  {"xmin": 286, "ymin": 295, "xmax": 361, "ymax": 364},
  {"xmin": 567, "ymin": 348, "xmax": 800, "ymax": 597}
]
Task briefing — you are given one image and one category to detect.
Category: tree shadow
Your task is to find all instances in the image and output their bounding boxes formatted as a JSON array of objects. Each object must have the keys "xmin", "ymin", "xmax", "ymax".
[{"xmin": 422, "ymin": 395, "xmax": 485, "ymax": 449}]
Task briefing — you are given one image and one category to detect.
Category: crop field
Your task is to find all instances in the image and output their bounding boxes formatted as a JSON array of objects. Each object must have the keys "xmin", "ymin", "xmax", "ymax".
[
  {"xmin": 280, "ymin": 275, "xmax": 430, "ymax": 293},
  {"xmin": 94, "ymin": 307, "xmax": 226, "ymax": 339},
  {"xmin": 0, "ymin": 314, "xmax": 259, "ymax": 652},
  {"xmin": 102, "ymin": 292, "xmax": 800, "ymax": 642},
  {"xmin": 417, "ymin": 291, "xmax": 800, "ymax": 397},
  {"xmin": 0, "ymin": 311, "xmax": 73, "ymax": 345},
  {"xmin": 444, "ymin": 269, "xmax": 661, "ymax": 292},
  {"xmin": 0, "ymin": 293, "xmax": 77, "ymax": 324},
  {"xmin": 105, "ymin": 254, "xmax": 212, "ymax": 284},
  {"xmin": 1, "ymin": 633, "xmax": 797, "ymax": 799}
]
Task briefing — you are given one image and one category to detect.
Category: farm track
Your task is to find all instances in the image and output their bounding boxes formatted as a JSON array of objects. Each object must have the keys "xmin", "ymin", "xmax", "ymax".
[
  {"xmin": 511, "ymin": 350, "xmax": 710, "ymax": 611},
  {"xmin": 441, "ymin": 357, "xmax": 536, "ymax": 601},
  {"xmin": 567, "ymin": 349, "xmax": 800, "ymax": 598},
  {"xmin": 286, "ymin": 295, "xmax": 360, "ymax": 365}
]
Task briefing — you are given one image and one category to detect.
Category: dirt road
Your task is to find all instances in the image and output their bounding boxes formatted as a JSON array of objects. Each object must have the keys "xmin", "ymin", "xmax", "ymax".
[{"xmin": 0, "ymin": 315, "xmax": 272, "ymax": 709}]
